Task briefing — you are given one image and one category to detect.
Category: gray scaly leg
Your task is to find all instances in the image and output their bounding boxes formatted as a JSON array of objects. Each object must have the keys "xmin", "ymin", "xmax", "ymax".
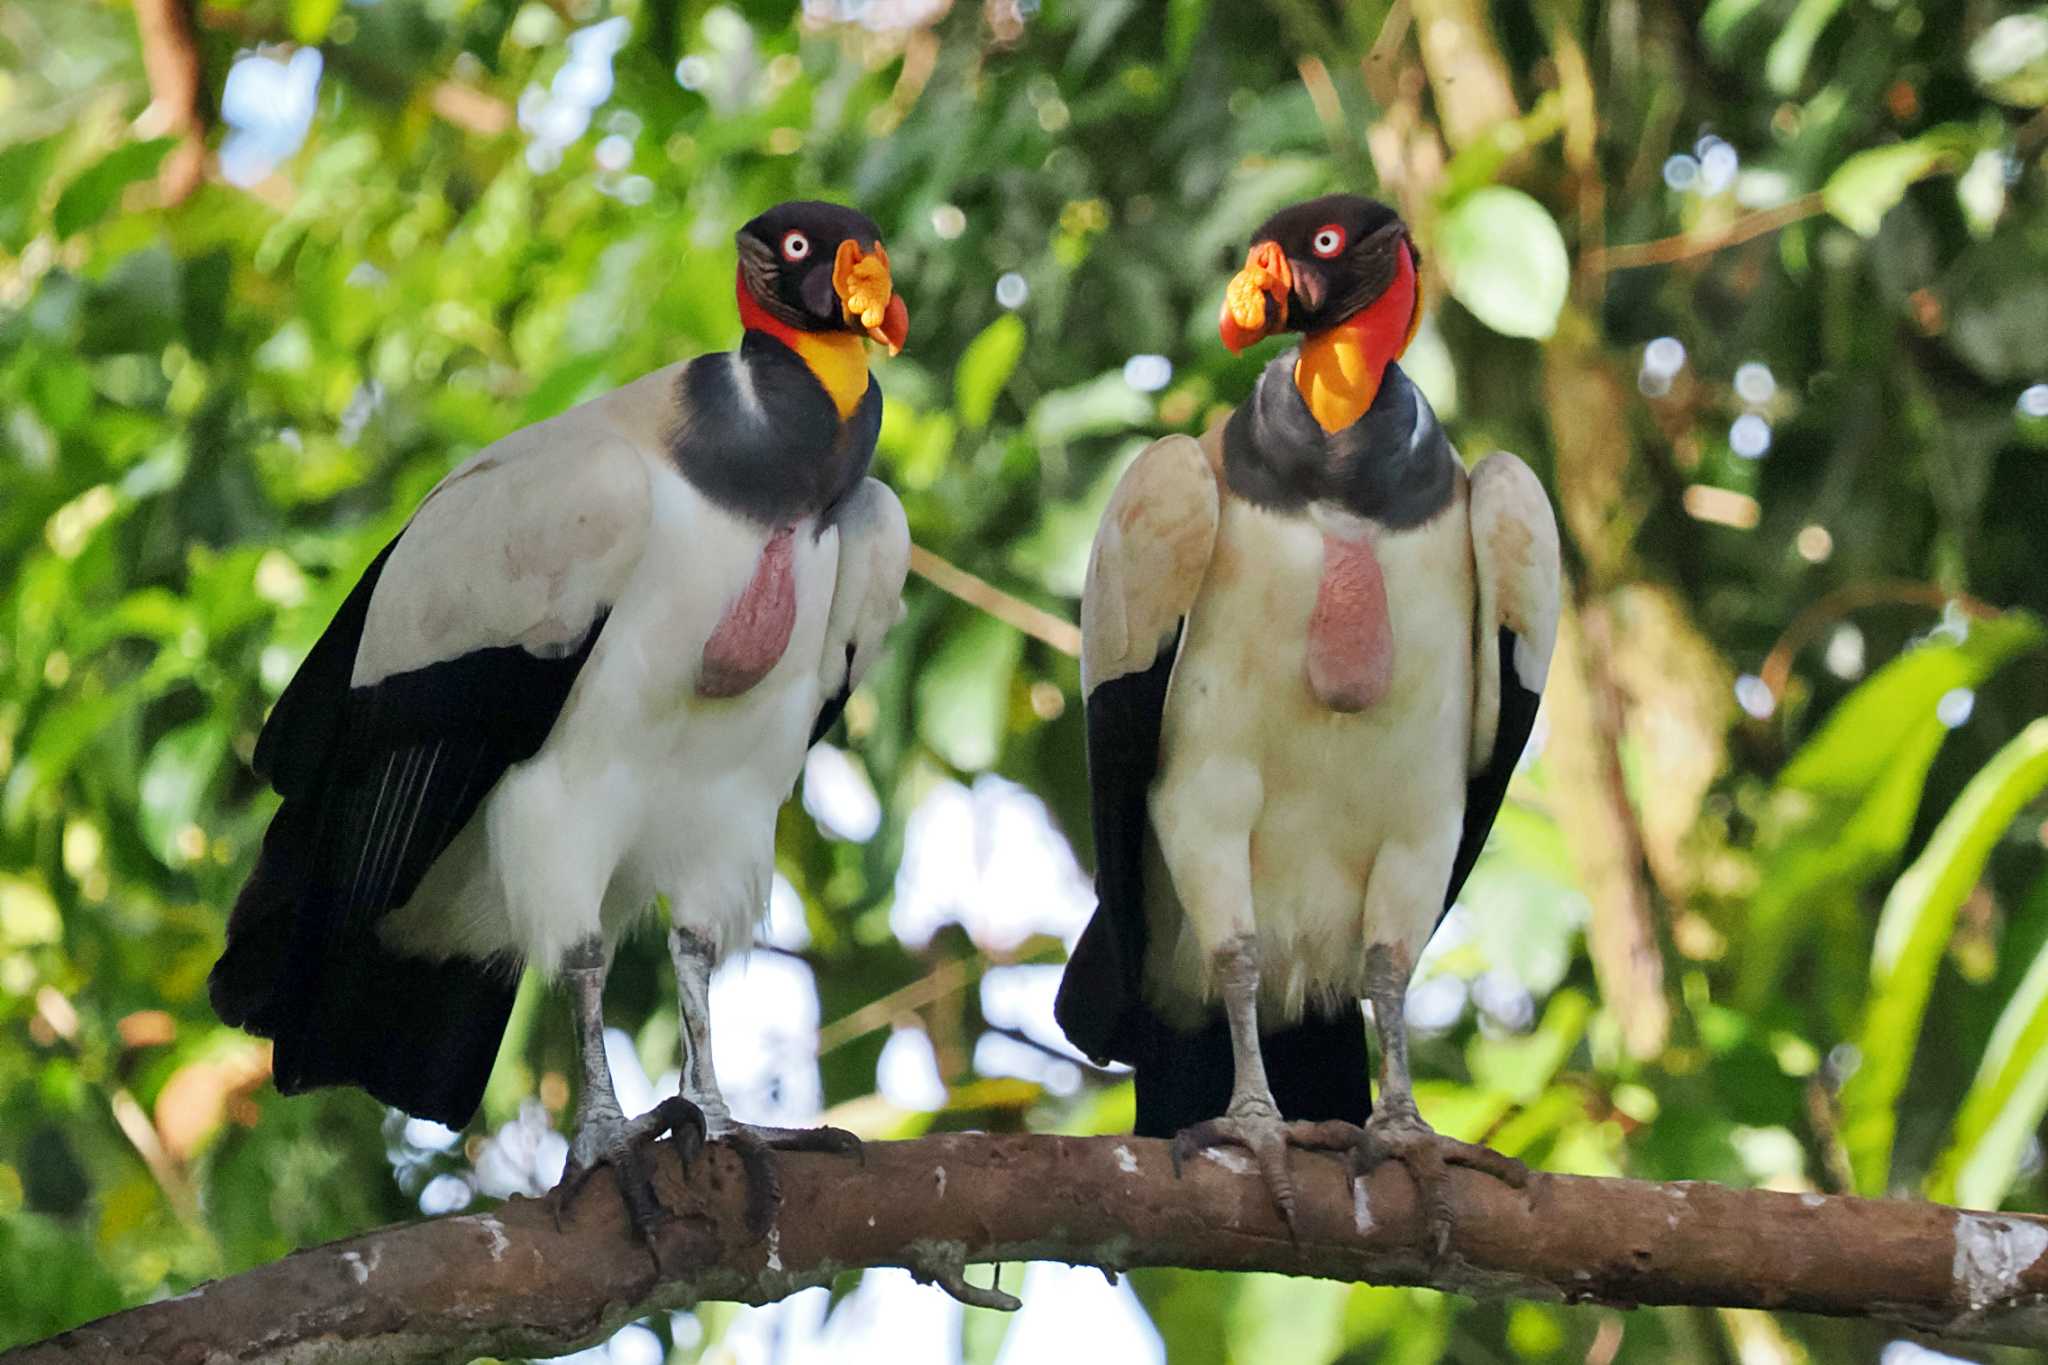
[
  {"xmin": 1169, "ymin": 934, "xmax": 1356, "ymax": 1229},
  {"xmin": 1357, "ymin": 941, "xmax": 1528, "ymax": 1259},
  {"xmin": 551, "ymin": 934, "xmax": 704, "ymax": 1258},
  {"xmin": 669, "ymin": 925, "xmax": 861, "ymax": 1235}
]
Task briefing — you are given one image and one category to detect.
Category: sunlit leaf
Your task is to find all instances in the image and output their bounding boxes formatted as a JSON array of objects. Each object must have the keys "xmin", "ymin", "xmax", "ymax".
[
  {"xmin": 1822, "ymin": 123, "xmax": 1983, "ymax": 237},
  {"xmin": 1739, "ymin": 612, "xmax": 2045, "ymax": 1010},
  {"xmin": 1843, "ymin": 718, "xmax": 2048, "ymax": 1194},
  {"xmin": 1435, "ymin": 187, "xmax": 1570, "ymax": 340},
  {"xmin": 1933, "ymin": 876, "xmax": 2048, "ymax": 1207},
  {"xmin": 1765, "ymin": 0, "xmax": 1847, "ymax": 93},
  {"xmin": 1969, "ymin": 11, "xmax": 2048, "ymax": 108},
  {"xmin": 138, "ymin": 721, "xmax": 229, "ymax": 868},
  {"xmin": 914, "ymin": 613, "xmax": 1022, "ymax": 772},
  {"xmin": 954, "ymin": 314, "xmax": 1026, "ymax": 430}
]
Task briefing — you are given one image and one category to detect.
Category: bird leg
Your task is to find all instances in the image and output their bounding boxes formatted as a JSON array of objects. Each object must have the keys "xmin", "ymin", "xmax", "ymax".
[
  {"xmin": 669, "ymin": 926, "xmax": 861, "ymax": 1236},
  {"xmin": 1356, "ymin": 941, "xmax": 1528, "ymax": 1260},
  {"xmin": 551, "ymin": 935, "xmax": 705, "ymax": 1260},
  {"xmin": 1168, "ymin": 934, "xmax": 1358, "ymax": 1229}
]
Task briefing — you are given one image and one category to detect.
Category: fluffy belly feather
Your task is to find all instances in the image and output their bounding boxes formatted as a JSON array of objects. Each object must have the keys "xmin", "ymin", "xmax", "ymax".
[
  {"xmin": 382, "ymin": 472, "xmax": 838, "ymax": 973},
  {"xmin": 1144, "ymin": 489, "xmax": 1474, "ymax": 1022}
]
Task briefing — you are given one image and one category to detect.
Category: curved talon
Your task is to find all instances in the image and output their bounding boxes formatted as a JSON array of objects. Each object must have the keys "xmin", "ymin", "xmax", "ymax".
[
  {"xmin": 727, "ymin": 1129, "xmax": 784, "ymax": 1238},
  {"xmin": 549, "ymin": 1097, "xmax": 706, "ymax": 1265},
  {"xmin": 1353, "ymin": 1111, "xmax": 1526, "ymax": 1263},
  {"xmin": 720, "ymin": 1122, "xmax": 865, "ymax": 1238},
  {"xmin": 1168, "ymin": 1111, "xmax": 1319, "ymax": 1231}
]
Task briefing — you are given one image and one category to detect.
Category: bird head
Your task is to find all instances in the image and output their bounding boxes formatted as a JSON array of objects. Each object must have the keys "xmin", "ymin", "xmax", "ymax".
[
  {"xmin": 1218, "ymin": 193, "xmax": 1420, "ymax": 356},
  {"xmin": 735, "ymin": 200, "xmax": 910, "ymax": 356}
]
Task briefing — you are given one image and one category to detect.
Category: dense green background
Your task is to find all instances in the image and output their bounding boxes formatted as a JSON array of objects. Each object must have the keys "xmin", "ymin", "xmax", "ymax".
[{"xmin": 6, "ymin": 0, "xmax": 2048, "ymax": 1359}]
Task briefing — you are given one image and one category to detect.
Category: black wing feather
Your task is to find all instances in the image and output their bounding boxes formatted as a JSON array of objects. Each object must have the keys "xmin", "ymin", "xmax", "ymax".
[
  {"xmin": 1054, "ymin": 627, "xmax": 1371, "ymax": 1136},
  {"xmin": 212, "ymin": 531, "xmax": 609, "ymax": 1127},
  {"xmin": 1443, "ymin": 626, "xmax": 1542, "ymax": 913}
]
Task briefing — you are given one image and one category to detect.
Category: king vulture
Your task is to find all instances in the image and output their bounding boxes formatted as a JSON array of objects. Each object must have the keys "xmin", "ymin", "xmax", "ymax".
[
  {"xmin": 1055, "ymin": 194, "xmax": 1560, "ymax": 1246},
  {"xmin": 211, "ymin": 201, "xmax": 912, "ymax": 1241}
]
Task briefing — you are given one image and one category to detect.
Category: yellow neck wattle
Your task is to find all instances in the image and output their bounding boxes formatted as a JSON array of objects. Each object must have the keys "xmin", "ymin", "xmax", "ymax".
[
  {"xmin": 1293, "ymin": 321, "xmax": 1384, "ymax": 434},
  {"xmin": 788, "ymin": 330, "xmax": 871, "ymax": 419}
]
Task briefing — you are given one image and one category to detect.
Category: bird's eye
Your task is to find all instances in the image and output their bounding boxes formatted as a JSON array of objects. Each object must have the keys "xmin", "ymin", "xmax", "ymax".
[
  {"xmin": 1311, "ymin": 225, "xmax": 1346, "ymax": 258},
  {"xmin": 781, "ymin": 230, "xmax": 811, "ymax": 261}
]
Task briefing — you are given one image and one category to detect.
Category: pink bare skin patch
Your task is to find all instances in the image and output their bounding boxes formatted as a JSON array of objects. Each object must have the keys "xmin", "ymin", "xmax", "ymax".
[
  {"xmin": 1306, "ymin": 530, "xmax": 1393, "ymax": 712},
  {"xmin": 698, "ymin": 526, "xmax": 797, "ymax": 699}
]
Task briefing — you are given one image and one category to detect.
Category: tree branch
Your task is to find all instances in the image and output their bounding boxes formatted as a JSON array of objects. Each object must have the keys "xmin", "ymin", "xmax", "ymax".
[
  {"xmin": 132, "ymin": 0, "xmax": 207, "ymax": 205},
  {"xmin": 12, "ymin": 1133, "xmax": 2048, "ymax": 1362}
]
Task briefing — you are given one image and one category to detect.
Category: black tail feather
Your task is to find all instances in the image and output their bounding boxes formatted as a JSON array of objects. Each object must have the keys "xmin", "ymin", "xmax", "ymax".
[
  {"xmin": 271, "ymin": 943, "xmax": 517, "ymax": 1130},
  {"xmin": 1132, "ymin": 1005, "xmax": 1371, "ymax": 1139},
  {"xmin": 211, "ymin": 792, "xmax": 517, "ymax": 1131}
]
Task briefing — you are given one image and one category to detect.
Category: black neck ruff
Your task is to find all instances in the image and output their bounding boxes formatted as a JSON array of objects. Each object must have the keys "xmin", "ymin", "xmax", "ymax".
[
  {"xmin": 665, "ymin": 330, "xmax": 881, "ymax": 528},
  {"xmin": 1221, "ymin": 355, "xmax": 1456, "ymax": 529}
]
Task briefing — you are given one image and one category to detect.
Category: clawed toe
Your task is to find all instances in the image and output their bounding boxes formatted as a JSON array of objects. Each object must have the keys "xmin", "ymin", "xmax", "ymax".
[
  {"xmin": 1169, "ymin": 1110, "xmax": 1363, "ymax": 1231},
  {"xmin": 550, "ymin": 1097, "xmax": 708, "ymax": 1266},
  {"xmin": 1354, "ymin": 1113, "xmax": 1525, "ymax": 1261},
  {"xmin": 723, "ymin": 1123, "xmax": 865, "ymax": 1238}
]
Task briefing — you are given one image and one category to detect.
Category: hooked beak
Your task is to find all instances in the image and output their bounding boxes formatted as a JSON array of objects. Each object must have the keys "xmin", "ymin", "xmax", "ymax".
[
  {"xmin": 1218, "ymin": 240, "xmax": 1292, "ymax": 353},
  {"xmin": 833, "ymin": 239, "xmax": 909, "ymax": 356}
]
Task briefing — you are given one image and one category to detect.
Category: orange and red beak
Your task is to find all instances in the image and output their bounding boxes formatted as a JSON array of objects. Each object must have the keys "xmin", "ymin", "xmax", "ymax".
[
  {"xmin": 832, "ymin": 239, "xmax": 909, "ymax": 356},
  {"xmin": 1218, "ymin": 240, "xmax": 1292, "ymax": 353}
]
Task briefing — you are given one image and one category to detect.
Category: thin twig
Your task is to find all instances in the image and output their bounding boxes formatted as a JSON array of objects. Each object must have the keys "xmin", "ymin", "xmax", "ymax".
[
  {"xmin": 1583, "ymin": 193, "xmax": 1825, "ymax": 274},
  {"xmin": 1758, "ymin": 579, "xmax": 1999, "ymax": 703},
  {"xmin": 909, "ymin": 543, "xmax": 1081, "ymax": 658}
]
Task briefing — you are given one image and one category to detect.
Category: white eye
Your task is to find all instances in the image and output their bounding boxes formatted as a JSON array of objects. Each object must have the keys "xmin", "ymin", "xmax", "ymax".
[
  {"xmin": 1311, "ymin": 225, "xmax": 1346, "ymax": 258},
  {"xmin": 781, "ymin": 230, "xmax": 811, "ymax": 261}
]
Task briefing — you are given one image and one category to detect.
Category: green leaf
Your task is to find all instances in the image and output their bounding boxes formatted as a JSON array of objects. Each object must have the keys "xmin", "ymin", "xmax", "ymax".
[
  {"xmin": 138, "ymin": 720, "xmax": 229, "ymax": 868},
  {"xmin": 0, "ymin": 874, "xmax": 61, "ymax": 947},
  {"xmin": 915, "ymin": 612, "xmax": 1022, "ymax": 772},
  {"xmin": 51, "ymin": 138, "xmax": 175, "ymax": 239},
  {"xmin": 1933, "ymin": 876, "xmax": 2048, "ymax": 1207},
  {"xmin": 291, "ymin": 0, "xmax": 344, "ymax": 42},
  {"xmin": 1738, "ymin": 612, "xmax": 2045, "ymax": 1010},
  {"xmin": 1764, "ymin": 0, "xmax": 1846, "ymax": 94},
  {"xmin": 1839, "ymin": 717, "xmax": 2048, "ymax": 1195},
  {"xmin": 1969, "ymin": 11, "xmax": 2048, "ymax": 108},
  {"xmin": 0, "ymin": 134, "xmax": 60, "ymax": 250},
  {"xmin": 954, "ymin": 314, "xmax": 1026, "ymax": 430},
  {"xmin": 1821, "ymin": 124, "xmax": 1981, "ymax": 237},
  {"xmin": 1435, "ymin": 187, "xmax": 1570, "ymax": 340},
  {"xmin": 1029, "ymin": 371, "xmax": 1152, "ymax": 446}
]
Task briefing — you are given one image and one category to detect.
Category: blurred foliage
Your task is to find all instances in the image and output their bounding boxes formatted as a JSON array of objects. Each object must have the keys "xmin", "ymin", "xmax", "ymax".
[{"xmin": 4, "ymin": 0, "xmax": 2048, "ymax": 1361}]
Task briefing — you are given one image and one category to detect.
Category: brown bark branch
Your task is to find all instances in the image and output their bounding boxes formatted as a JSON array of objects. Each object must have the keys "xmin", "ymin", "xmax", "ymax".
[
  {"xmin": 12, "ymin": 1133, "xmax": 2048, "ymax": 1362},
  {"xmin": 132, "ymin": 0, "xmax": 207, "ymax": 205}
]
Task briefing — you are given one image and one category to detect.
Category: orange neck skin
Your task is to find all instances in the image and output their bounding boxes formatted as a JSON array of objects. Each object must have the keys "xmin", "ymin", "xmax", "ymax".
[
  {"xmin": 1293, "ymin": 244, "xmax": 1419, "ymax": 434},
  {"xmin": 737, "ymin": 275, "xmax": 870, "ymax": 419}
]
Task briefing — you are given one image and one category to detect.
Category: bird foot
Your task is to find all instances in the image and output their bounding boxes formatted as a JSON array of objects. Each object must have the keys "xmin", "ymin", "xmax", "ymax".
[
  {"xmin": 717, "ymin": 1121, "xmax": 864, "ymax": 1238},
  {"xmin": 550, "ymin": 1095, "xmax": 706, "ymax": 1269},
  {"xmin": 1169, "ymin": 1102, "xmax": 1359, "ymax": 1232},
  {"xmin": 1352, "ymin": 1106, "xmax": 1527, "ymax": 1263}
]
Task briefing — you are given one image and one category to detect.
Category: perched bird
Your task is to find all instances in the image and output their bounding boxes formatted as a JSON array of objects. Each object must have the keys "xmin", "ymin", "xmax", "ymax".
[
  {"xmin": 1054, "ymin": 193, "xmax": 1559, "ymax": 1244},
  {"xmin": 211, "ymin": 201, "xmax": 912, "ymax": 1239}
]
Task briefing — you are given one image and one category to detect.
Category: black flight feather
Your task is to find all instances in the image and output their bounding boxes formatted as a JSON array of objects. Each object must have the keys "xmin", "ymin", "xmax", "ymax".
[
  {"xmin": 1446, "ymin": 627, "xmax": 1543, "ymax": 908},
  {"xmin": 211, "ymin": 531, "xmax": 609, "ymax": 1128}
]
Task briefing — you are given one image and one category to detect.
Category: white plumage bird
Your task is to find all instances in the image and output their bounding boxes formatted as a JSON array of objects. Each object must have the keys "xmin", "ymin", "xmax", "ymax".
[
  {"xmin": 1056, "ymin": 194, "xmax": 1560, "ymax": 1248},
  {"xmin": 212, "ymin": 201, "xmax": 912, "ymax": 1241}
]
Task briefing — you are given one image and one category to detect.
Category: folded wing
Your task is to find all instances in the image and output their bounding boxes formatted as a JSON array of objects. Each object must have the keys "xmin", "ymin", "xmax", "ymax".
[
  {"xmin": 210, "ymin": 435, "xmax": 651, "ymax": 1126},
  {"xmin": 1054, "ymin": 434, "xmax": 1220, "ymax": 1071},
  {"xmin": 811, "ymin": 478, "xmax": 910, "ymax": 744},
  {"xmin": 1451, "ymin": 451, "xmax": 1561, "ymax": 907}
]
